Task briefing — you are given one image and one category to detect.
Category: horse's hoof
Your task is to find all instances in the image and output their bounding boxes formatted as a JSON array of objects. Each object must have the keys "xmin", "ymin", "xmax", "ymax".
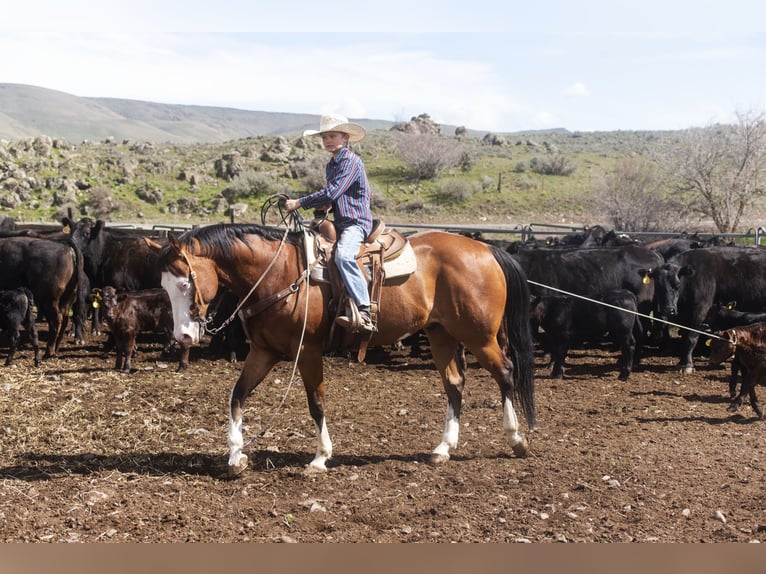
[
  {"xmin": 428, "ymin": 453, "xmax": 450, "ymax": 465},
  {"xmin": 228, "ymin": 455, "xmax": 248, "ymax": 478},
  {"xmin": 512, "ymin": 437, "xmax": 530, "ymax": 458},
  {"xmin": 680, "ymin": 366, "xmax": 695, "ymax": 375},
  {"xmin": 303, "ymin": 464, "xmax": 327, "ymax": 475}
]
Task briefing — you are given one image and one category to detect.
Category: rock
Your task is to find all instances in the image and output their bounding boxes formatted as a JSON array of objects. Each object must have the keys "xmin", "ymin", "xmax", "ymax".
[{"xmin": 713, "ymin": 510, "xmax": 727, "ymax": 524}]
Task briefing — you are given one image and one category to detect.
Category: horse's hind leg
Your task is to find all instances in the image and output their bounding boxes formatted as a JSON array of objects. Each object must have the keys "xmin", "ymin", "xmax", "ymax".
[
  {"xmin": 227, "ymin": 348, "xmax": 280, "ymax": 477},
  {"xmin": 471, "ymin": 342, "xmax": 529, "ymax": 458},
  {"xmin": 297, "ymin": 349, "xmax": 332, "ymax": 472},
  {"xmin": 427, "ymin": 327, "xmax": 466, "ymax": 465}
]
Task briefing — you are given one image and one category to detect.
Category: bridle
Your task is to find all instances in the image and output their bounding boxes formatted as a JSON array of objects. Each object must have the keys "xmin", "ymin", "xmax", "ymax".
[
  {"xmin": 173, "ymin": 223, "xmax": 311, "ymax": 335},
  {"xmin": 176, "ymin": 245, "xmax": 208, "ymax": 323}
]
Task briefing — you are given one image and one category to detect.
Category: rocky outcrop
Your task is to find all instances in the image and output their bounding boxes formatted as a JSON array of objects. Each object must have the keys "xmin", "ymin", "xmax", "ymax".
[{"xmin": 390, "ymin": 113, "xmax": 441, "ymax": 135}]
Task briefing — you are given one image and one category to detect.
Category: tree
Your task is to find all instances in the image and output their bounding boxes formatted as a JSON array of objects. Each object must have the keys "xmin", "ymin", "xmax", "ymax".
[
  {"xmin": 592, "ymin": 156, "xmax": 690, "ymax": 232},
  {"xmin": 672, "ymin": 110, "xmax": 766, "ymax": 232}
]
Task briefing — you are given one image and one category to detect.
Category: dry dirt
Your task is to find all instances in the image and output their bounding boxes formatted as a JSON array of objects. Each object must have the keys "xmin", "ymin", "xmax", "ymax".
[{"xmin": 0, "ymin": 327, "xmax": 765, "ymax": 543}]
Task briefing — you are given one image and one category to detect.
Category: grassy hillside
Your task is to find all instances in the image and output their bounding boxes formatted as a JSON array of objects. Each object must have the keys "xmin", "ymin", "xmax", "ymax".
[{"xmin": 0, "ymin": 127, "xmax": 695, "ymax": 234}]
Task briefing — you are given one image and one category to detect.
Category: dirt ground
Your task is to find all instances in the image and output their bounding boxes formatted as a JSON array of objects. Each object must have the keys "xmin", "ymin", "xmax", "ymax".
[{"xmin": 0, "ymin": 327, "xmax": 765, "ymax": 543}]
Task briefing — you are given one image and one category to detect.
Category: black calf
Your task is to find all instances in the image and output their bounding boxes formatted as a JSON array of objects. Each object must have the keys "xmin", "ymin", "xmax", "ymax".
[
  {"xmin": 0, "ymin": 287, "xmax": 40, "ymax": 366},
  {"xmin": 530, "ymin": 289, "xmax": 642, "ymax": 381}
]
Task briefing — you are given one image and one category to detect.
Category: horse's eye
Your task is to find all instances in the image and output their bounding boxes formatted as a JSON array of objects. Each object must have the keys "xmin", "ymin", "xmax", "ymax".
[{"xmin": 178, "ymin": 278, "xmax": 192, "ymax": 294}]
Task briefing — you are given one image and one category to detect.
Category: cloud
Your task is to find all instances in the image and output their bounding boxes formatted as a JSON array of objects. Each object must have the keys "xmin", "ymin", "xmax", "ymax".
[{"xmin": 563, "ymin": 82, "xmax": 589, "ymax": 97}]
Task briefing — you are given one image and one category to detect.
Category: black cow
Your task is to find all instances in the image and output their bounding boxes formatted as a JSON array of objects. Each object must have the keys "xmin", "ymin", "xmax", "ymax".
[
  {"xmin": 0, "ymin": 236, "xmax": 87, "ymax": 358},
  {"xmin": 513, "ymin": 244, "xmax": 662, "ymax": 329},
  {"xmin": 556, "ymin": 225, "xmax": 639, "ymax": 248},
  {"xmin": 530, "ymin": 289, "xmax": 643, "ymax": 380},
  {"xmin": 645, "ymin": 235, "xmax": 734, "ymax": 260},
  {"xmin": 101, "ymin": 287, "xmax": 190, "ymax": 373},
  {"xmin": 0, "ymin": 287, "xmax": 40, "ymax": 367},
  {"xmin": 205, "ymin": 289, "xmax": 249, "ymax": 362},
  {"xmin": 702, "ymin": 303, "xmax": 766, "ymax": 332},
  {"xmin": 650, "ymin": 246, "xmax": 766, "ymax": 373},
  {"xmin": 62, "ymin": 217, "xmax": 167, "ymax": 291}
]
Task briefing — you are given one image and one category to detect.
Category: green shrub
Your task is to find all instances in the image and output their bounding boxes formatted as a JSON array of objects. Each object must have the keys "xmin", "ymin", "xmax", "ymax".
[
  {"xmin": 530, "ymin": 155, "xmax": 576, "ymax": 176},
  {"xmin": 222, "ymin": 169, "xmax": 282, "ymax": 202},
  {"xmin": 433, "ymin": 179, "xmax": 476, "ymax": 204},
  {"xmin": 395, "ymin": 134, "xmax": 464, "ymax": 180}
]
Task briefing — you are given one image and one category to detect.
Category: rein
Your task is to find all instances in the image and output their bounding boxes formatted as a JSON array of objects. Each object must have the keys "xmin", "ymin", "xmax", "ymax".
[
  {"xmin": 177, "ymin": 211, "xmax": 315, "ymax": 449},
  {"xmin": 192, "ymin": 224, "xmax": 293, "ymax": 335}
]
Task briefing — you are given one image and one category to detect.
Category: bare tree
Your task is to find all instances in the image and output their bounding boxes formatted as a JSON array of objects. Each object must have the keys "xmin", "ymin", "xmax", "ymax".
[
  {"xmin": 592, "ymin": 156, "xmax": 691, "ymax": 232},
  {"xmin": 395, "ymin": 134, "xmax": 464, "ymax": 180},
  {"xmin": 672, "ymin": 110, "xmax": 766, "ymax": 232}
]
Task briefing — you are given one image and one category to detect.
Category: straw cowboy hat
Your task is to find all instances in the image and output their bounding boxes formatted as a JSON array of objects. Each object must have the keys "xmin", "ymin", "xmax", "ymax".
[{"xmin": 303, "ymin": 114, "xmax": 366, "ymax": 142}]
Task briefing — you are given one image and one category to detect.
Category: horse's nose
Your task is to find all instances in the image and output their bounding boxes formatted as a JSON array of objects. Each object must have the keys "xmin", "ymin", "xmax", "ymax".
[{"xmin": 177, "ymin": 332, "xmax": 196, "ymax": 346}]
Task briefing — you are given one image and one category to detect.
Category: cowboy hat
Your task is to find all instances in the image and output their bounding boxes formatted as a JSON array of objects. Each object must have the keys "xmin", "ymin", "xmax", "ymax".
[{"xmin": 303, "ymin": 114, "xmax": 366, "ymax": 142}]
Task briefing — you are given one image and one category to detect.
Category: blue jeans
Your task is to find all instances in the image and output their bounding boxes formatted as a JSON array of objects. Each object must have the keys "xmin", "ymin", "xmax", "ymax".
[{"xmin": 335, "ymin": 224, "xmax": 370, "ymax": 309}]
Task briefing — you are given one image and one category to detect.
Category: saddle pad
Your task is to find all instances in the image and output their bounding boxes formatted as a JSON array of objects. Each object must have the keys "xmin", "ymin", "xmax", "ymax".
[{"xmin": 309, "ymin": 241, "xmax": 417, "ymax": 284}]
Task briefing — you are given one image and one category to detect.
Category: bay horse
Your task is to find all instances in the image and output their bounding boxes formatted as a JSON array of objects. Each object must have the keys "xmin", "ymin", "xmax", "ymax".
[{"xmin": 158, "ymin": 223, "xmax": 536, "ymax": 477}]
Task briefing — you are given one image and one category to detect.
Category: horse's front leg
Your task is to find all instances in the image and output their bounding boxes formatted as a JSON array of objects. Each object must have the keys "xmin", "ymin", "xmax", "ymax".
[
  {"xmin": 427, "ymin": 328, "xmax": 465, "ymax": 465},
  {"xmin": 298, "ymin": 349, "xmax": 332, "ymax": 471},
  {"xmin": 228, "ymin": 348, "xmax": 280, "ymax": 477}
]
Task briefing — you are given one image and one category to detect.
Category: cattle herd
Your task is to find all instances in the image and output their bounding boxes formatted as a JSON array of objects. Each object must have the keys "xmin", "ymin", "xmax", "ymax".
[{"xmin": 0, "ymin": 217, "xmax": 765, "ymax": 419}]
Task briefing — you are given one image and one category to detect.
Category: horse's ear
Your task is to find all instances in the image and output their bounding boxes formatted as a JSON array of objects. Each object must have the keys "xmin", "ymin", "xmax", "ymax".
[
  {"xmin": 143, "ymin": 237, "xmax": 163, "ymax": 252},
  {"xmin": 168, "ymin": 233, "xmax": 182, "ymax": 252}
]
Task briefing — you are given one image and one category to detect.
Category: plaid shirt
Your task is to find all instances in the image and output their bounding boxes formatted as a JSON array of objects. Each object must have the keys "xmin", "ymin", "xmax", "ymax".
[{"xmin": 299, "ymin": 146, "xmax": 372, "ymax": 235}]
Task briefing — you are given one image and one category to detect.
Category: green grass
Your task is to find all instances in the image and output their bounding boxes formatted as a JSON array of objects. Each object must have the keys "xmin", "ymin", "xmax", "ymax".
[{"xmin": 0, "ymin": 129, "xmax": 749, "ymax": 230}]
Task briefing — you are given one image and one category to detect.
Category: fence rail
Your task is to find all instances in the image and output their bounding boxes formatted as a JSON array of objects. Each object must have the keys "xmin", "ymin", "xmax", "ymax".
[
  {"xmin": 388, "ymin": 222, "xmax": 766, "ymax": 245},
  {"xmin": 14, "ymin": 219, "xmax": 766, "ymax": 245}
]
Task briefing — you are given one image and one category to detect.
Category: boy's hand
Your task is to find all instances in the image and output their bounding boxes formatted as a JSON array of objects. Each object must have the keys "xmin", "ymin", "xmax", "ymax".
[{"xmin": 284, "ymin": 198, "xmax": 301, "ymax": 212}]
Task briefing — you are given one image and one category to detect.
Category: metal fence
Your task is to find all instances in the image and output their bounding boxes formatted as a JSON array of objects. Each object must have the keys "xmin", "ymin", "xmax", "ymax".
[{"xmin": 388, "ymin": 221, "xmax": 766, "ymax": 245}]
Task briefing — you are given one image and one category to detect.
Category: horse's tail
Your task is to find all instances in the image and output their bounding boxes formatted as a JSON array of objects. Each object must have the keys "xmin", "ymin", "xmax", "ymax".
[{"xmin": 490, "ymin": 246, "xmax": 536, "ymax": 430}]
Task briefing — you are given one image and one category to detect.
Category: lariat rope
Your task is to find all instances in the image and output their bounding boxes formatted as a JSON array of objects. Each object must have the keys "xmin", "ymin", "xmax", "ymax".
[
  {"xmin": 526, "ymin": 279, "xmax": 728, "ymax": 342},
  {"xmin": 193, "ymin": 223, "xmax": 293, "ymax": 336},
  {"xmin": 242, "ymin": 246, "xmax": 311, "ymax": 449},
  {"xmin": 177, "ymin": 206, "xmax": 313, "ymax": 449}
]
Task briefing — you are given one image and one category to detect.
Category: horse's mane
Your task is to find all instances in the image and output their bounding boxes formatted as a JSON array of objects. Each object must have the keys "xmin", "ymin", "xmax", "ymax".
[{"xmin": 177, "ymin": 223, "xmax": 303, "ymax": 257}]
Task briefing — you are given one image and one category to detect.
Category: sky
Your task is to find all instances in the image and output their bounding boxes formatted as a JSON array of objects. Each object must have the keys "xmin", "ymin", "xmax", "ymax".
[{"xmin": 2, "ymin": 1, "xmax": 766, "ymax": 133}]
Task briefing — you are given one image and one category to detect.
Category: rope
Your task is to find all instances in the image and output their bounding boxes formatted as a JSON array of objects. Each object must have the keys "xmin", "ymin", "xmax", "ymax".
[
  {"xmin": 202, "ymin": 223, "xmax": 292, "ymax": 336},
  {"xmin": 526, "ymin": 279, "xmax": 728, "ymax": 342},
  {"xmin": 241, "ymin": 211, "xmax": 312, "ymax": 449}
]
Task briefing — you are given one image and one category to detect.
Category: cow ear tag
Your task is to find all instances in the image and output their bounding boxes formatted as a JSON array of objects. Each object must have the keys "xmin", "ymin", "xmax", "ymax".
[
  {"xmin": 92, "ymin": 300, "xmax": 100, "ymax": 309},
  {"xmin": 63, "ymin": 224, "xmax": 70, "ymax": 234},
  {"xmin": 642, "ymin": 274, "xmax": 650, "ymax": 285},
  {"xmin": 705, "ymin": 338, "xmax": 712, "ymax": 347}
]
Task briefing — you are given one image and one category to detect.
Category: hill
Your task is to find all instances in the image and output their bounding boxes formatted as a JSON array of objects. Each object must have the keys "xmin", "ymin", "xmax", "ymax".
[{"xmin": 0, "ymin": 84, "xmax": 400, "ymax": 143}]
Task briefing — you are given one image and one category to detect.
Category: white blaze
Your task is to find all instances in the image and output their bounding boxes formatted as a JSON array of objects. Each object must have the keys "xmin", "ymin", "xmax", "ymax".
[{"xmin": 161, "ymin": 272, "xmax": 200, "ymax": 344}]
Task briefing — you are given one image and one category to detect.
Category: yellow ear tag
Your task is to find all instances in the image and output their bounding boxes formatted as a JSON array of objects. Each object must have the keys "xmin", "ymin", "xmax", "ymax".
[
  {"xmin": 705, "ymin": 339, "xmax": 711, "ymax": 347},
  {"xmin": 92, "ymin": 301, "xmax": 100, "ymax": 309},
  {"xmin": 727, "ymin": 304, "xmax": 734, "ymax": 310},
  {"xmin": 63, "ymin": 224, "xmax": 70, "ymax": 234},
  {"xmin": 642, "ymin": 275, "xmax": 650, "ymax": 285}
]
